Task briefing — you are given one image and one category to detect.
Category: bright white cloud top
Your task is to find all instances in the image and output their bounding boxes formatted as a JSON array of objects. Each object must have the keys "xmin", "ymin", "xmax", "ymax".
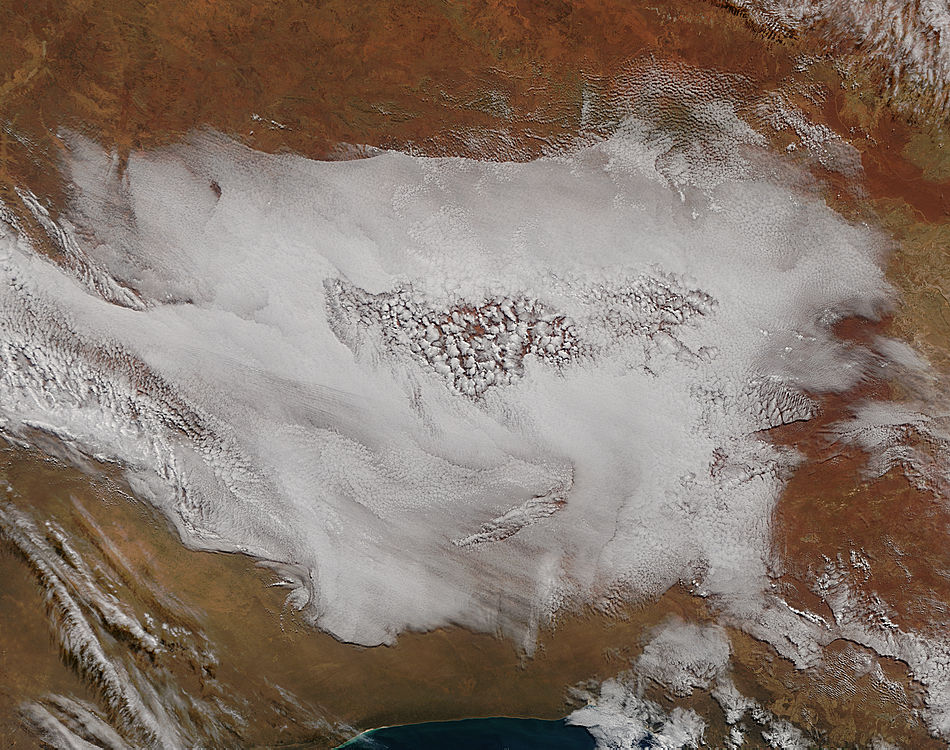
[{"xmin": 0, "ymin": 96, "xmax": 888, "ymax": 657}]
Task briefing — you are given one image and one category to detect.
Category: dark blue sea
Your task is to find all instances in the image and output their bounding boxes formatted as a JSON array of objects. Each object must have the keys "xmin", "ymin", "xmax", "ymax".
[{"xmin": 336, "ymin": 717, "xmax": 597, "ymax": 750}]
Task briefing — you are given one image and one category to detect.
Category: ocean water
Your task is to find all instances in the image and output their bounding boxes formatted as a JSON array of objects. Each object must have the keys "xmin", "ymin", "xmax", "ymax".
[
  {"xmin": 4, "ymin": 0, "xmax": 950, "ymax": 744},
  {"xmin": 337, "ymin": 718, "xmax": 596, "ymax": 750},
  {"xmin": 0, "ymin": 84, "xmax": 900, "ymax": 745}
]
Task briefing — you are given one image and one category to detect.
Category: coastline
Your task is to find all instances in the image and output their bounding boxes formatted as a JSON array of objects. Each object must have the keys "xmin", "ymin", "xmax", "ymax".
[{"xmin": 0, "ymin": 0, "xmax": 949, "ymax": 747}]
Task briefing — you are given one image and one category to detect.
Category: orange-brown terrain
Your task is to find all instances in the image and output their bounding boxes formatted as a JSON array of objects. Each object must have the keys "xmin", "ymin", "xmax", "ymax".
[{"xmin": 1, "ymin": 1, "xmax": 950, "ymax": 748}]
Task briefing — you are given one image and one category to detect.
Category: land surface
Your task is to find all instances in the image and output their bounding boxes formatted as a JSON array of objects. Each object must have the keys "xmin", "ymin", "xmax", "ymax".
[{"xmin": 1, "ymin": 1, "xmax": 949, "ymax": 747}]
